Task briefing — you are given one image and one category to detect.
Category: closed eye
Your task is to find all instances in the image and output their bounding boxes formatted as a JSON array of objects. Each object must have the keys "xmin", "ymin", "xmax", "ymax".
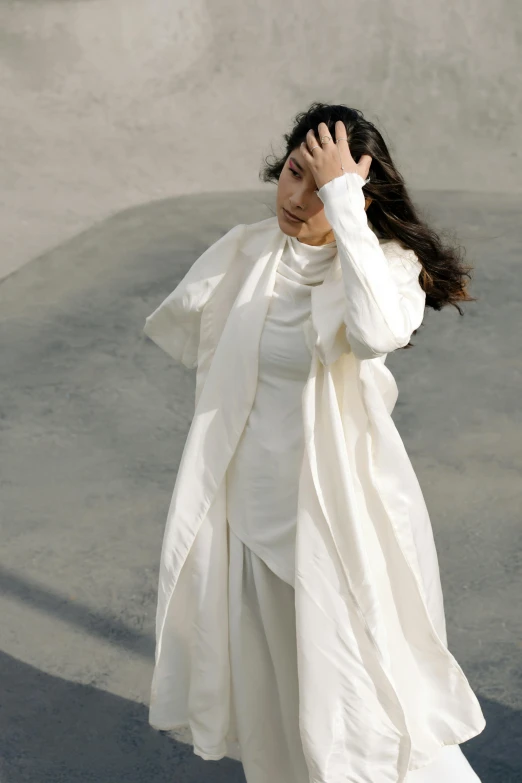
[{"xmin": 289, "ymin": 167, "xmax": 318, "ymax": 193}]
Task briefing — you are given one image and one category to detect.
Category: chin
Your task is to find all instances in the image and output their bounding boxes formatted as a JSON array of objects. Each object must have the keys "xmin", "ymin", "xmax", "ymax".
[
  {"xmin": 278, "ymin": 210, "xmax": 302, "ymax": 237},
  {"xmin": 279, "ymin": 222, "xmax": 299, "ymax": 238}
]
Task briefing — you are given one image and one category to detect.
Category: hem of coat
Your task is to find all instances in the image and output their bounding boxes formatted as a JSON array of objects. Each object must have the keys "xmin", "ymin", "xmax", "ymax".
[
  {"xmin": 193, "ymin": 745, "xmax": 228, "ymax": 761},
  {"xmin": 305, "ymin": 733, "xmax": 483, "ymax": 783},
  {"xmin": 149, "ymin": 721, "xmax": 482, "ymax": 774},
  {"xmin": 407, "ymin": 728, "xmax": 485, "ymax": 774},
  {"xmin": 149, "ymin": 718, "xmax": 240, "ymax": 762}
]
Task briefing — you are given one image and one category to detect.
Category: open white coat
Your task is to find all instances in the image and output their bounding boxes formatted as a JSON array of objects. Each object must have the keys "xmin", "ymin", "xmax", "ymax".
[{"xmin": 142, "ymin": 172, "xmax": 486, "ymax": 783}]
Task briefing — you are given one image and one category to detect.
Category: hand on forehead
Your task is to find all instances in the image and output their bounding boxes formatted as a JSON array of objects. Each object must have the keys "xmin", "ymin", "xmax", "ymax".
[{"xmin": 300, "ymin": 121, "xmax": 372, "ymax": 190}]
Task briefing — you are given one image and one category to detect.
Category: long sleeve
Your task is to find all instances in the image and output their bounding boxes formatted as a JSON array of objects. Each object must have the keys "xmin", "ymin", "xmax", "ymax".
[
  {"xmin": 316, "ymin": 172, "xmax": 426, "ymax": 360},
  {"xmin": 143, "ymin": 223, "xmax": 246, "ymax": 368}
]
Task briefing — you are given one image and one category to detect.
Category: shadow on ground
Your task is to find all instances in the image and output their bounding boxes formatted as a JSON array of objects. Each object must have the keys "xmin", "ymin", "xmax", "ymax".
[
  {"xmin": 0, "ymin": 650, "xmax": 245, "ymax": 783},
  {"xmin": 0, "ymin": 648, "xmax": 520, "ymax": 782}
]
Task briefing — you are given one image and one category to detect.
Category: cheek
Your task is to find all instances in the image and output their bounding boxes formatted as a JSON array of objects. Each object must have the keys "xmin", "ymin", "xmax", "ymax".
[
  {"xmin": 277, "ymin": 176, "xmax": 290, "ymax": 201},
  {"xmin": 308, "ymin": 208, "xmax": 331, "ymax": 232}
]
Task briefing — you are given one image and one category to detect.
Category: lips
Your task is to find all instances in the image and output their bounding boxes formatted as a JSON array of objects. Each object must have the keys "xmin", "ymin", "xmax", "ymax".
[{"xmin": 283, "ymin": 207, "xmax": 303, "ymax": 222}]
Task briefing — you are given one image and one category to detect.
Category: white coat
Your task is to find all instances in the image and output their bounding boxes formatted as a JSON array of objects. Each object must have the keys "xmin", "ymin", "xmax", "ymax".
[{"xmin": 142, "ymin": 172, "xmax": 486, "ymax": 783}]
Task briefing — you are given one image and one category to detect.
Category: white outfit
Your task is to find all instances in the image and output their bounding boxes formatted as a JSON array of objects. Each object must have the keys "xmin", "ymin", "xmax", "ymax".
[
  {"xmin": 225, "ymin": 234, "xmax": 482, "ymax": 782},
  {"xmin": 226, "ymin": 234, "xmax": 337, "ymax": 586},
  {"xmin": 143, "ymin": 172, "xmax": 486, "ymax": 782}
]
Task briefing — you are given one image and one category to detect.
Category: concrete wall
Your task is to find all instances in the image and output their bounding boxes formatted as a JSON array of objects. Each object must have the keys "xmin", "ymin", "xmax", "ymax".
[{"xmin": 0, "ymin": 0, "xmax": 520, "ymax": 279}]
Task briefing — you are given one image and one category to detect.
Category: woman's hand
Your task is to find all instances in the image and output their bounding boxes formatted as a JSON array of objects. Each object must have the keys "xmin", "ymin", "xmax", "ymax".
[{"xmin": 300, "ymin": 121, "xmax": 372, "ymax": 190}]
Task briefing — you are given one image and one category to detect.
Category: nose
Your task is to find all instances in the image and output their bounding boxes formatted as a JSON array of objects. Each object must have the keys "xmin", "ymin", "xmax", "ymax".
[
  {"xmin": 289, "ymin": 192, "xmax": 306, "ymax": 212},
  {"xmin": 289, "ymin": 180, "xmax": 311, "ymax": 213}
]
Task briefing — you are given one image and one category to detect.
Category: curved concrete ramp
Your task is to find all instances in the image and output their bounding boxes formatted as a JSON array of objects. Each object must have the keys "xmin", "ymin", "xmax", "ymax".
[
  {"xmin": 0, "ymin": 0, "xmax": 520, "ymax": 278},
  {"xmin": 1, "ymin": 189, "xmax": 521, "ymax": 781}
]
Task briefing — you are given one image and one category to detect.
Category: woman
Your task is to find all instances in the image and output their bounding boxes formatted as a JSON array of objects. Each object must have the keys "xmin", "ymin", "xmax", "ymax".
[{"xmin": 143, "ymin": 103, "xmax": 486, "ymax": 783}]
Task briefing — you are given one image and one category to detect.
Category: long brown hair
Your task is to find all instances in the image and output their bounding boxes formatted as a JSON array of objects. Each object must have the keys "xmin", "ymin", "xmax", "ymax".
[{"xmin": 260, "ymin": 102, "xmax": 478, "ymax": 348}]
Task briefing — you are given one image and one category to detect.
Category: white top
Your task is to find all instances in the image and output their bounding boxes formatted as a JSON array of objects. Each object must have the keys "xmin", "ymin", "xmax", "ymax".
[{"xmin": 226, "ymin": 232, "xmax": 338, "ymax": 585}]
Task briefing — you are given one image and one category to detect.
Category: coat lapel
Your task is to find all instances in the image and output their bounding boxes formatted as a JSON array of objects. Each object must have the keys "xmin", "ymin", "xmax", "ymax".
[
  {"xmin": 150, "ymin": 222, "xmax": 286, "ymax": 749},
  {"xmin": 156, "ymin": 222, "xmax": 285, "ymax": 611}
]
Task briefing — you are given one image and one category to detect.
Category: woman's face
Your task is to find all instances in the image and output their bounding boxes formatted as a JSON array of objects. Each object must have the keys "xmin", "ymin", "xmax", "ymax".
[{"xmin": 276, "ymin": 146, "xmax": 372, "ymax": 246}]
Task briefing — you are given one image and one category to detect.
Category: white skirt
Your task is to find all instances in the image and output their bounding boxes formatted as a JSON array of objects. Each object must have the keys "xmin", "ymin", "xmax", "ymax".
[{"xmin": 227, "ymin": 524, "xmax": 483, "ymax": 783}]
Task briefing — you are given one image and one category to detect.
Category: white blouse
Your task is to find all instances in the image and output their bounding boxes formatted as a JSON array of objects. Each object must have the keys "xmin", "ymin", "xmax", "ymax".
[{"xmin": 225, "ymin": 232, "xmax": 338, "ymax": 586}]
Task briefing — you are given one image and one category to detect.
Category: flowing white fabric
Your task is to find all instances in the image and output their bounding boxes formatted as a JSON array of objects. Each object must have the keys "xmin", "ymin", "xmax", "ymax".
[
  {"xmin": 142, "ymin": 172, "xmax": 486, "ymax": 782},
  {"xmin": 228, "ymin": 526, "xmax": 481, "ymax": 783}
]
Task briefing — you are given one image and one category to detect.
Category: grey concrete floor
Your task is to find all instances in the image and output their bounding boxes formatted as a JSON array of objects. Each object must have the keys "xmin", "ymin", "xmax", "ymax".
[{"xmin": 0, "ymin": 188, "xmax": 521, "ymax": 782}]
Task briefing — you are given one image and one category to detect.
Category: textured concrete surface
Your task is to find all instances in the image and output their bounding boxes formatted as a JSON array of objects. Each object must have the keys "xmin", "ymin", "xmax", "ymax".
[
  {"xmin": 1, "ymin": 187, "xmax": 521, "ymax": 781},
  {"xmin": 0, "ymin": 0, "xmax": 521, "ymax": 279}
]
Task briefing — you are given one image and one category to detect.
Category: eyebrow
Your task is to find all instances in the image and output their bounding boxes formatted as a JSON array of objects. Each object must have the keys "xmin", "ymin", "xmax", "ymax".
[{"xmin": 289, "ymin": 156, "xmax": 304, "ymax": 172}]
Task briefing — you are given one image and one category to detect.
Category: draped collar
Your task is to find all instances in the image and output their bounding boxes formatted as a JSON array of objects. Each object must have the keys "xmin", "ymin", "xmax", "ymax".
[{"xmin": 279, "ymin": 233, "xmax": 338, "ymax": 287}]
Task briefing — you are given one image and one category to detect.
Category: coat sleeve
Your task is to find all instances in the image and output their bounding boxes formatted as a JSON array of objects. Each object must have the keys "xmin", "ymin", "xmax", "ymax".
[
  {"xmin": 142, "ymin": 223, "xmax": 246, "ymax": 369},
  {"xmin": 316, "ymin": 172, "xmax": 426, "ymax": 360}
]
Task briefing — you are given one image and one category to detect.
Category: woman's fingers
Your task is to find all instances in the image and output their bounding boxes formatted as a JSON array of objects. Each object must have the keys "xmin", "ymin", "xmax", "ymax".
[
  {"xmin": 357, "ymin": 154, "xmax": 373, "ymax": 180},
  {"xmin": 301, "ymin": 122, "xmax": 372, "ymax": 188},
  {"xmin": 305, "ymin": 127, "xmax": 320, "ymax": 151}
]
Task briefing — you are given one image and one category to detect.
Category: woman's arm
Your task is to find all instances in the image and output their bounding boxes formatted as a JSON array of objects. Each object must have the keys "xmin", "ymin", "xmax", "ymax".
[
  {"xmin": 317, "ymin": 172, "xmax": 426, "ymax": 360},
  {"xmin": 143, "ymin": 223, "xmax": 246, "ymax": 368}
]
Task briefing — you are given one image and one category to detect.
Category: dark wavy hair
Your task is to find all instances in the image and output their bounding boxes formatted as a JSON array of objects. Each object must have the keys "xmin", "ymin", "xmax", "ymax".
[{"xmin": 260, "ymin": 102, "xmax": 478, "ymax": 349}]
